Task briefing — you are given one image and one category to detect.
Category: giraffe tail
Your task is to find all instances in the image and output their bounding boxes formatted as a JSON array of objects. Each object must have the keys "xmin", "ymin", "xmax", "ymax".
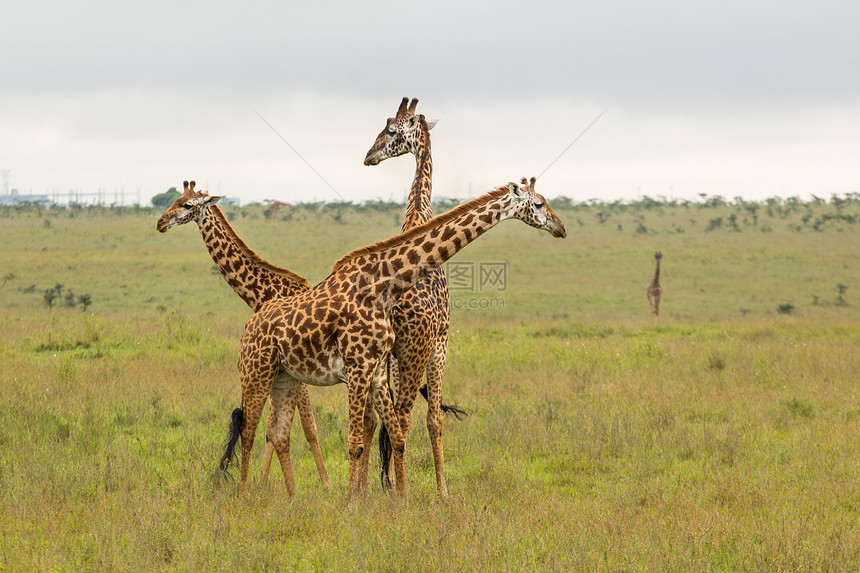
[
  {"xmin": 379, "ymin": 357, "xmax": 395, "ymax": 490},
  {"xmin": 420, "ymin": 384, "xmax": 468, "ymax": 420},
  {"xmin": 378, "ymin": 386, "xmax": 469, "ymax": 489},
  {"xmin": 379, "ymin": 422, "xmax": 394, "ymax": 491},
  {"xmin": 219, "ymin": 407, "xmax": 244, "ymax": 473}
]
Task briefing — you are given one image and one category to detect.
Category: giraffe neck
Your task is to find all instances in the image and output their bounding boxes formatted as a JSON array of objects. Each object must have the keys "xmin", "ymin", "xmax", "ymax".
[
  {"xmin": 198, "ymin": 206, "xmax": 309, "ymax": 311},
  {"xmin": 337, "ymin": 187, "xmax": 513, "ymax": 306},
  {"xmin": 652, "ymin": 259, "xmax": 661, "ymax": 287},
  {"xmin": 401, "ymin": 118, "xmax": 433, "ymax": 232}
]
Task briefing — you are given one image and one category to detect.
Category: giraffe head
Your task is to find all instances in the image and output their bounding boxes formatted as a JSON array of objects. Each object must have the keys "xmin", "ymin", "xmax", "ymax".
[
  {"xmin": 364, "ymin": 97, "xmax": 438, "ymax": 166},
  {"xmin": 505, "ymin": 177, "xmax": 567, "ymax": 239},
  {"xmin": 155, "ymin": 180, "xmax": 221, "ymax": 233},
  {"xmin": 654, "ymin": 251, "xmax": 663, "ymax": 261}
]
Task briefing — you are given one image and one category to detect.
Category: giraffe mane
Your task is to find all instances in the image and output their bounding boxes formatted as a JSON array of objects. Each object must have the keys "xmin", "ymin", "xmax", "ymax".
[
  {"xmin": 208, "ymin": 205, "xmax": 310, "ymax": 288},
  {"xmin": 333, "ymin": 186, "xmax": 509, "ymax": 271}
]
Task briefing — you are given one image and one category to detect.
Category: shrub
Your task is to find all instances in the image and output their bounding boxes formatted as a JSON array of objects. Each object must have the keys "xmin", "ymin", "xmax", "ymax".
[
  {"xmin": 836, "ymin": 283, "xmax": 848, "ymax": 306},
  {"xmin": 151, "ymin": 188, "xmax": 180, "ymax": 210},
  {"xmin": 78, "ymin": 294, "xmax": 93, "ymax": 312},
  {"xmin": 707, "ymin": 353, "xmax": 726, "ymax": 371}
]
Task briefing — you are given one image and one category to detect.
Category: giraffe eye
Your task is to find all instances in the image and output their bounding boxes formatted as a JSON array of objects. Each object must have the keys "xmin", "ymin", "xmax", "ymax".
[
  {"xmin": 183, "ymin": 202, "xmax": 193, "ymax": 209},
  {"xmin": 535, "ymin": 202, "xmax": 544, "ymax": 209}
]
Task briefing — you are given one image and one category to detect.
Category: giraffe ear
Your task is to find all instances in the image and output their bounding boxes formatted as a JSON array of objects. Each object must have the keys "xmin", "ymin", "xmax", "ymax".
[
  {"xmin": 425, "ymin": 118, "xmax": 439, "ymax": 131},
  {"xmin": 508, "ymin": 181, "xmax": 525, "ymax": 198},
  {"xmin": 205, "ymin": 195, "xmax": 221, "ymax": 206}
]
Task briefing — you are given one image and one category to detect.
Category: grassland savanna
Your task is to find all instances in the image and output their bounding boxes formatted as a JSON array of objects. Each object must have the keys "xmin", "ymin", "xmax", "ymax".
[{"xmin": 1, "ymin": 194, "xmax": 859, "ymax": 571}]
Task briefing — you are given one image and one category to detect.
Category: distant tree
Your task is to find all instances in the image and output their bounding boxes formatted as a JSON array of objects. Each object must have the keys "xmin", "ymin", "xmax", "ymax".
[
  {"xmin": 151, "ymin": 188, "xmax": 180, "ymax": 210},
  {"xmin": 742, "ymin": 203, "xmax": 759, "ymax": 227},
  {"xmin": 43, "ymin": 287, "xmax": 59, "ymax": 310},
  {"xmin": 831, "ymin": 194, "xmax": 845, "ymax": 213},
  {"xmin": 549, "ymin": 196, "xmax": 573, "ymax": 210},
  {"xmin": 706, "ymin": 217, "xmax": 723, "ymax": 231},
  {"xmin": 836, "ymin": 283, "xmax": 848, "ymax": 306},
  {"xmin": 703, "ymin": 195, "xmax": 727, "ymax": 208},
  {"xmin": 785, "ymin": 196, "xmax": 801, "ymax": 213},
  {"xmin": 727, "ymin": 213, "xmax": 740, "ymax": 232},
  {"xmin": 78, "ymin": 293, "xmax": 93, "ymax": 312}
]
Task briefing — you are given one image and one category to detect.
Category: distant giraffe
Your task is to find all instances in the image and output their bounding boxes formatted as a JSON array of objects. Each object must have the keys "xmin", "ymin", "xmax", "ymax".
[
  {"xmin": 265, "ymin": 200, "xmax": 290, "ymax": 220},
  {"xmin": 647, "ymin": 251, "xmax": 663, "ymax": 316},
  {"xmin": 221, "ymin": 178, "xmax": 566, "ymax": 499}
]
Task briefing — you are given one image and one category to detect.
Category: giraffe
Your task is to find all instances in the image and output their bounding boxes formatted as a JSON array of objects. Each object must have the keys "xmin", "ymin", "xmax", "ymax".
[
  {"xmin": 159, "ymin": 182, "xmax": 451, "ymax": 491},
  {"xmin": 221, "ymin": 177, "xmax": 566, "ymax": 500},
  {"xmin": 647, "ymin": 251, "xmax": 663, "ymax": 316},
  {"xmin": 264, "ymin": 200, "xmax": 290, "ymax": 220},
  {"xmin": 155, "ymin": 181, "xmax": 332, "ymax": 490},
  {"xmin": 362, "ymin": 96, "xmax": 456, "ymax": 495},
  {"xmin": 260, "ymin": 96, "xmax": 456, "ymax": 491}
]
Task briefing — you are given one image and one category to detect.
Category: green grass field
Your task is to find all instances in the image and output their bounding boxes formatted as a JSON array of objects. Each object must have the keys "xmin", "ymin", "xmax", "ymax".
[{"xmin": 1, "ymin": 197, "xmax": 859, "ymax": 571}]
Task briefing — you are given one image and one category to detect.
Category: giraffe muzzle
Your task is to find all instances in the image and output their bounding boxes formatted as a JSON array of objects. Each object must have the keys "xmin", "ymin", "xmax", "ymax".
[{"xmin": 548, "ymin": 218, "xmax": 567, "ymax": 239}]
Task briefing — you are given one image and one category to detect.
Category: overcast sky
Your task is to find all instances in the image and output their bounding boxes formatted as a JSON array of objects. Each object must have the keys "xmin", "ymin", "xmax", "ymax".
[{"xmin": 2, "ymin": 0, "xmax": 858, "ymax": 205}]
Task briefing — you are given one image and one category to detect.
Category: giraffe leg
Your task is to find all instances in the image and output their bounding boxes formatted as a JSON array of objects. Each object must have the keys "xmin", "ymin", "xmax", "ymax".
[
  {"xmin": 371, "ymin": 365, "xmax": 407, "ymax": 501},
  {"xmin": 268, "ymin": 376, "xmax": 299, "ymax": 497},
  {"xmin": 295, "ymin": 383, "xmax": 332, "ymax": 489},
  {"xmin": 360, "ymin": 354, "xmax": 404, "ymax": 489},
  {"xmin": 380, "ymin": 347, "xmax": 424, "ymax": 492},
  {"xmin": 425, "ymin": 333, "xmax": 449, "ymax": 497},
  {"xmin": 357, "ymin": 396, "xmax": 377, "ymax": 491},
  {"xmin": 261, "ymin": 383, "xmax": 330, "ymax": 488},
  {"xmin": 344, "ymin": 363, "xmax": 374, "ymax": 500},
  {"xmin": 238, "ymin": 387, "xmax": 267, "ymax": 494},
  {"xmin": 237, "ymin": 338, "xmax": 279, "ymax": 495},
  {"xmin": 261, "ymin": 402, "xmax": 275, "ymax": 483},
  {"xmin": 381, "ymin": 355, "xmax": 403, "ymax": 487}
]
